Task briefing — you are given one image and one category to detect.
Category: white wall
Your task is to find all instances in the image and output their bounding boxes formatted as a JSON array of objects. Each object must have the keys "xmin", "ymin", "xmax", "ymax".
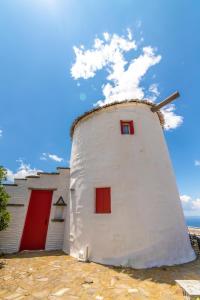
[
  {"xmin": 0, "ymin": 168, "xmax": 70, "ymax": 253},
  {"xmin": 69, "ymin": 102, "xmax": 195, "ymax": 268},
  {"xmin": 0, "ymin": 183, "xmax": 30, "ymax": 253}
]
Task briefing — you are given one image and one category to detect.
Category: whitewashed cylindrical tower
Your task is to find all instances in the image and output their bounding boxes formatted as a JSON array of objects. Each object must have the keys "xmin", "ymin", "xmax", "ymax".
[{"xmin": 69, "ymin": 100, "xmax": 195, "ymax": 269}]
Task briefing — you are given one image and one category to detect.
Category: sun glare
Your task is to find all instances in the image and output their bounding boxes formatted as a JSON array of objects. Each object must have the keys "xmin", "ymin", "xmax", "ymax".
[{"xmin": 35, "ymin": 0, "xmax": 60, "ymax": 15}]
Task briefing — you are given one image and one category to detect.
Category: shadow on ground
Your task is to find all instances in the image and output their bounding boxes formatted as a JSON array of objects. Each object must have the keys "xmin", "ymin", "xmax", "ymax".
[
  {"xmin": 2, "ymin": 250, "xmax": 200, "ymax": 285},
  {"xmin": 106, "ymin": 256, "xmax": 200, "ymax": 285},
  {"xmin": 1, "ymin": 250, "xmax": 65, "ymax": 260}
]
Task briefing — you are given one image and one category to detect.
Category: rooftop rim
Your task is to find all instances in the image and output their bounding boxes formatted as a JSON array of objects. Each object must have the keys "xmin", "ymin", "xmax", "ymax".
[{"xmin": 70, "ymin": 99, "xmax": 165, "ymax": 138}]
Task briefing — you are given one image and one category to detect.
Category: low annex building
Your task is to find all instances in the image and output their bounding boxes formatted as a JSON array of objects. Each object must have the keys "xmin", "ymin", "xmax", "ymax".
[
  {"xmin": 0, "ymin": 168, "xmax": 70, "ymax": 254},
  {"xmin": 0, "ymin": 98, "xmax": 196, "ymax": 269}
]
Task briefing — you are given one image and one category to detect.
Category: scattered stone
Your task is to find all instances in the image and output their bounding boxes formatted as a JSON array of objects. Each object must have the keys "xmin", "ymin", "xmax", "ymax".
[
  {"xmin": 5, "ymin": 293, "xmax": 23, "ymax": 300},
  {"xmin": 112, "ymin": 288, "xmax": 126, "ymax": 295},
  {"xmin": 116, "ymin": 283, "xmax": 131, "ymax": 289},
  {"xmin": 15, "ymin": 287, "xmax": 26, "ymax": 294},
  {"xmin": 32, "ymin": 290, "xmax": 49, "ymax": 298},
  {"xmin": 110, "ymin": 277, "xmax": 117, "ymax": 286},
  {"xmin": 139, "ymin": 287, "xmax": 150, "ymax": 297},
  {"xmin": 96, "ymin": 296, "xmax": 104, "ymax": 300},
  {"xmin": 128, "ymin": 288, "xmax": 139, "ymax": 294},
  {"xmin": 82, "ymin": 283, "xmax": 90, "ymax": 289},
  {"xmin": 87, "ymin": 288, "xmax": 97, "ymax": 295},
  {"xmin": 51, "ymin": 288, "xmax": 70, "ymax": 296},
  {"xmin": 36, "ymin": 277, "xmax": 49, "ymax": 282},
  {"xmin": 3, "ymin": 275, "xmax": 12, "ymax": 281},
  {"xmin": 52, "ymin": 265, "xmax": 61, "ymax": 269},
  {"xmin": 83, "ymin": 278, "xmax": 93, "ymax": 284},
  {"xmin": 0, "ymin": 251, "xmax": 198, "ymax": 300}
]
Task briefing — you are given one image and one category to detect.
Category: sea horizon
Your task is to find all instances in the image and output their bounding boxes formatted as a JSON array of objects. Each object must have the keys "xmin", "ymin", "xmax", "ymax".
[{"xmin": 185, "ymin": 215, "xmax": 200, "ymax": 228}]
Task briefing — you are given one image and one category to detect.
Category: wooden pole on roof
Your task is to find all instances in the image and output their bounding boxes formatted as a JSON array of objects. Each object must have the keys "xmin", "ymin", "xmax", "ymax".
[{"xmin": 151, "ymin": 91, "xmax": 180, "ymax": 112}]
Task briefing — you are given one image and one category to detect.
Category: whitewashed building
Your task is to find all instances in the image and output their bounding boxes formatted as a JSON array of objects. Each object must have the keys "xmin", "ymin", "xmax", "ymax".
[
  {"xmin": 0, "ymin": 168, "xmax": 70, "ymax": 254},
  {"xmin": 0, "ymin": 99, "xmax": 196, "ymax": 269}
]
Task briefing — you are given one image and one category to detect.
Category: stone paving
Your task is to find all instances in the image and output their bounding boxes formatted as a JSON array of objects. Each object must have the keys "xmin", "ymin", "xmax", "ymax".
[{"xmin": 0, "ymin": 251, "xmax": 200, "ymax": 300}]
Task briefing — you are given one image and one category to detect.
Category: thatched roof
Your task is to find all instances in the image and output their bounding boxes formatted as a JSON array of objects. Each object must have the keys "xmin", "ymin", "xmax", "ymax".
[{"xmin": 70, "ymin": 100, "xmax": 165, "ymax": 138}]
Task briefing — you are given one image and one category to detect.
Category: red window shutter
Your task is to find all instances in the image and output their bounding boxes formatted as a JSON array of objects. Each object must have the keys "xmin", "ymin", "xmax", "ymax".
[
  {"xmin": 96, "ymin": 187, "xmax": 111, "ymax": 214},
  {"xmin": 96, "ymin": 188, "xmax": 104, "ymax": 213},
  {"xmin": 130, "ymin": 121, "xmax": 134, "ymax": 135},
  {"xmin": 103, "ymin": 188, "xmax": 111, "ymax": 213},
  {"xmin": 120, "ymin": 120, "xmax": 134, "ymax": 135},
  {"xmin": 120, "ymin": 120, "xmax": 124, "ymax": 134}
]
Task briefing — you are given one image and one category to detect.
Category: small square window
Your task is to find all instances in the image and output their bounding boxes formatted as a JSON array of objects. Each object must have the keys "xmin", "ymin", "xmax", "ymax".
[
  {"xmin": 95, "ymin": 187, "xmax": 111, "ymax": 214},
  {"xmin": 120, "ymin": 120, "xmax": 134, "ymax": 135},
  {"xmin": 122, "ymin": 123, "xmax": 131, "ymax": 134}
]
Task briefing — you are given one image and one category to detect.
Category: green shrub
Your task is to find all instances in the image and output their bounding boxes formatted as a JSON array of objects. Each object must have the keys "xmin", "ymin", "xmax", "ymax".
[{"xmin": 0, "ymin": 167, "xmax": 10, "ymax": 231}]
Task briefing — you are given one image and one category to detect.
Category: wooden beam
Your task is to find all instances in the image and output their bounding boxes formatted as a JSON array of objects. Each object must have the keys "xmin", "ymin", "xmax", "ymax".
[
  {"xmin": 151, "ymin": 91, "xmax": 180, "ymax": 112},
  {"xmin": 7, "ymin": 204, "xmax": 24, "ymax": 207}
]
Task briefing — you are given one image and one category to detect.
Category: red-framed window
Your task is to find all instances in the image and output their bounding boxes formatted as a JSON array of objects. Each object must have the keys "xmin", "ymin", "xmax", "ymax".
[
  {"xmin": 120, "ymin": 120, "xmax": 134, "ymax": 135},
  {"xmin": 95, "ymin": 187, "xmax": 111, "ymax": 214}
]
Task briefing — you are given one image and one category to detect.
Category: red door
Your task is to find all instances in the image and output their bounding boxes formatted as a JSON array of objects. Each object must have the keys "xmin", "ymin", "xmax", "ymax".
[{"xmin": 20, "ymin": 190, "xmax": 53, "ymax": 251}]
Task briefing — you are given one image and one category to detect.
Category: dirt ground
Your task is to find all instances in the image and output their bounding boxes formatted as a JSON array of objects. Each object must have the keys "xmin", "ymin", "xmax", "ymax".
[
  {"xmin": 0, "ymin": 251, "xmax": 200, "ymax": 300},
  {"xmin": 189, "ymin": 227, "xmax": 200, "ymax": 236}
]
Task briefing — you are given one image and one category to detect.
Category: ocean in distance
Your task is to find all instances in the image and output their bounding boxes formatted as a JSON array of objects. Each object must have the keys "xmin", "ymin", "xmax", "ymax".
[{"xmin": 185, "ymin": 216, "xmax": 200, "ymax": 228}]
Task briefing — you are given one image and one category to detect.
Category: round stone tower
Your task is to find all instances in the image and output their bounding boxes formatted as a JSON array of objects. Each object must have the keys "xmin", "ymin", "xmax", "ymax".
[{"xmin": 69, "ymin": 100, "xmax": 195, "ymax": 268}]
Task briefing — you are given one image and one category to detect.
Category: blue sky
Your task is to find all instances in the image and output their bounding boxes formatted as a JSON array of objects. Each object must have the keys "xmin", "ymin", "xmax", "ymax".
[{"xmin": 0, "ymin": 0, "xmax": 200, "ymax": 215}]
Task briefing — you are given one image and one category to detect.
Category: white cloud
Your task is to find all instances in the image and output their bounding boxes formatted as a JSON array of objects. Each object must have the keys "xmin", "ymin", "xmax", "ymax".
[
  {"xmin": 161, "ymin": 104, "xmax": 183, "ymax": 131},
  {"xmin": 71, "ymin": 31, "xmax": 137, "ymax": 80},
  {"xmin": 6, "ymin": 160, "xmax": 42, "ymax": 182},
  {"xmin": 98, "ymin": 46, "xmax": 161, "ymax": 106},
  {"xmin": 40, "ymin": 152, "xmax": 64, "ymax": 162},
  {"xmin": 71, "ymin": 29, "xmax": 183, "ymax": 131},
  {"xmin": 103, "ymin": 32, "xmax": 110, "ymax": 41},
  {"xmin": 127, "ymin": 28, "xmax": 132, "ymax": 40},
  {"xmin": 180, "ymin": 195, "xmax": 191, "ymax": 203},
  {"xmin": 192, "ymin": 199, "xmax": 200, "ymax": 210},
  {"xmin": 148, "ymin": 83, "xmax": 160, "ymax": 102},
  {"xmin": 48, "ymin": 154, "xmax": 63, "ymax": 162},
  {"xmin": 0, "ymin": 129, "xmax": 2, "ymax": 137},
  {"xmin": 180, "ymin": 194, "xmax": 200, "ymax": 214},
  {"xmin": 195, "ymin": 160, "xmax": 200, "ymax": 166}
]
